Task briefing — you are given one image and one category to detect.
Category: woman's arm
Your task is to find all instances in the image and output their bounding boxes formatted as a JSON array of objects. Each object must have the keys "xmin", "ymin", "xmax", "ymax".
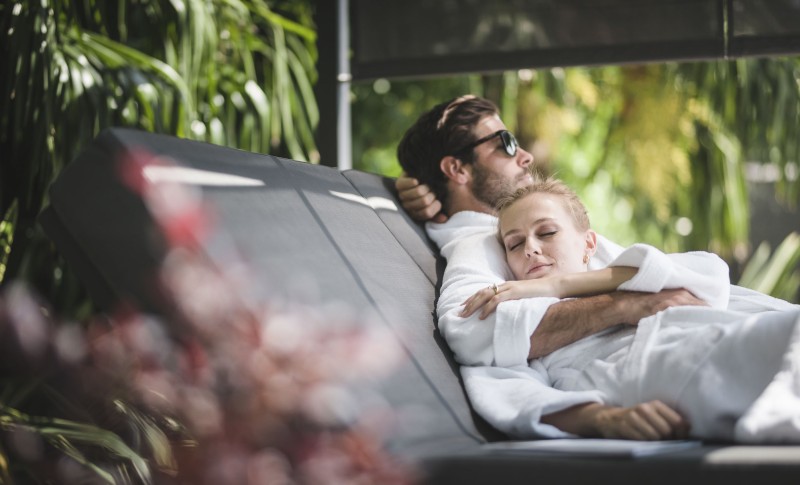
[
  {"xmin": 461, "ymin": 266, "xmax": 638, "ymax": 319},
  {"xmin": 613, "ymin": 244, "xmax": 730, "ymax": 309},
  {"xmin": 543, "ymin": 400, "xmax": 691, "ymax": 440}
]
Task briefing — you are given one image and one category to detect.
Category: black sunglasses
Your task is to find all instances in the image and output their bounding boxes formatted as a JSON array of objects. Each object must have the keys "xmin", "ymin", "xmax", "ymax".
[{"xmin": 451, "ymin": 129, "xmax": 518, "ymax": 158}]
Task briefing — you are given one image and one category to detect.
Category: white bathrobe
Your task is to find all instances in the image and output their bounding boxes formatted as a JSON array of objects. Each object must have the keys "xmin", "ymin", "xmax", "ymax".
[
  {"xmin": 427, "ymin": 211, "xmax": 800, "ymax": 442},
  {"xmin": 428, "ymin": 211, "xmax": 626, "ymax": 368}
]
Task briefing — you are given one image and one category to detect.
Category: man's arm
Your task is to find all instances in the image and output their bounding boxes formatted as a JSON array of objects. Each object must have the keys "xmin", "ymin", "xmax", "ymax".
[
  {"xmin": 542, "ymin": 400, "xmax": 690, "ymax": 440},
  {"xmin": 530, "ymin": 289, "xmax": 707, "ymax": 359},
  {"xmin": 462, "ymin": 363, "xmax": 690, "ymax": 440}
]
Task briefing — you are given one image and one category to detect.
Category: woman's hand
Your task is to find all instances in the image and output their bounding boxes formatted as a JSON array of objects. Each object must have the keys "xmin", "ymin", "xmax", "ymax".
[
  {"xmin": 395, "ymin": 174, "xmax": 447, "ymax": 223},
  {"xmin": 543, "ymin": 401, "xmax": 691, "ymax": 441},
  {"xmin": 460, "ymin": 267, "xmax": 642, "ymax": 319},
  {"xmin": 460, "ymin": 279, "xmax": 560, "ymax": 319}
]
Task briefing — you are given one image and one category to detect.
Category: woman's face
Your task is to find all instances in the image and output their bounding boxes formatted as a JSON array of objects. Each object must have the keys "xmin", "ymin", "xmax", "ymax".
[{"xmin": 499, "ymin": 193, "xmax": 596, "ymax": 281}]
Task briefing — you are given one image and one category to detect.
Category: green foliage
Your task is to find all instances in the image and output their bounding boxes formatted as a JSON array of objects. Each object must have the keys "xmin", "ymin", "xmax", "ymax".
[
  {"xmin": 738, "ymin": 232, "xmax": 800, "ymax": 302},
  {"xmin": 352, "ymin": 59, "xmax": 800, "ymax": 301},
  {"xmin": 1, "ymin": 405, "xmax": 155, "ymax": 483},
  {"xmin": 0, "ymin": 0, "xmax": 318, "ymax": 316}
]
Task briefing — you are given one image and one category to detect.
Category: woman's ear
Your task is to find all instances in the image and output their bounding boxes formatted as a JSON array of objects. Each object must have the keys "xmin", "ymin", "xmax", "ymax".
[
  {"xmin": 584, "ymin": 230, "xmax": 598, "ymax": 257},
  {"xmin": 440, "ymin": 156, "xmax": 471, "ymax": 185}
]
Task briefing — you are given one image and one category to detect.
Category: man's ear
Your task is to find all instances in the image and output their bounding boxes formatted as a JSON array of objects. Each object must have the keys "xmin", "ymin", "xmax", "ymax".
[
  {"xmin": 440, "ymin": 156, "xmax": 471, "ymax": 185},
  {"xmin": 585, "ymin": 230, "xmax": 598, "ymax": 257}
]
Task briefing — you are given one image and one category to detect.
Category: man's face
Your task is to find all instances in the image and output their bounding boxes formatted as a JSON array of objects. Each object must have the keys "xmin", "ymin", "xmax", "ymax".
[{"xmin": 467, "ymin": 115, "xmax": 534, "ymax": 209}]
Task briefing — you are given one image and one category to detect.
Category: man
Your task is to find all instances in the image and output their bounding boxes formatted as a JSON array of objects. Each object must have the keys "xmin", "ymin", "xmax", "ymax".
[{"xmin": 396, "ymin": 95, "xmax": 704, "ymax": 439}]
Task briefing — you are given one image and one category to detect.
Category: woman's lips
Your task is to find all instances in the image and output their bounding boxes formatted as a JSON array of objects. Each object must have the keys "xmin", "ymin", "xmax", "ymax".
[{"xmin": 526, "ymin": 263, "xmax": 552, "ymax": 277}]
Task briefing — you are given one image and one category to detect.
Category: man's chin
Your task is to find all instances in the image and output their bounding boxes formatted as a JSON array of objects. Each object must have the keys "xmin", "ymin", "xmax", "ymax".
[{"xmin": 518, "ymin": 173, "xmax": 533, "ymax": 186}]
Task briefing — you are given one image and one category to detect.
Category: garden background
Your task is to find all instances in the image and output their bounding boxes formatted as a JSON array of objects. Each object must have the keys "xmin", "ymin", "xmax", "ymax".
[{"xmin": 1, "ymin": 1, "xmax": 800, "ymax": 482}]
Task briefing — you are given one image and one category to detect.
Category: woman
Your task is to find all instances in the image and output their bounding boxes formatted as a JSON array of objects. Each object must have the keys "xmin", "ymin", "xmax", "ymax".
[{"xmin": 461, "ymin": 177, "xmax": 800, "ymax": 442}]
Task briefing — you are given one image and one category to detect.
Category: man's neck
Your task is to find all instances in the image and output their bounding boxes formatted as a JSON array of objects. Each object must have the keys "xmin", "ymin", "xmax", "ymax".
[{"xmin": 445, "ymin": 197, "xmax": 496, "ymax": 218}]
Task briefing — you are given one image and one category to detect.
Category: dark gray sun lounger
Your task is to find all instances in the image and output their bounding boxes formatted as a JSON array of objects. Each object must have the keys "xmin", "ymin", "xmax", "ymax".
[{"xmin": 41, "ymin": 128, "xmax": 800, "ymax": 484}]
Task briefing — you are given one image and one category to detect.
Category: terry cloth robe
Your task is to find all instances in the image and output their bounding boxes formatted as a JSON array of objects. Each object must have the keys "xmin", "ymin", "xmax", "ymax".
[
  {"xmin": 427, "ymin": 211, "xmax": 625, "ymax": 368},
  {"xmin": 428, "ymin": 212, "xmax": 800, "ymax": 441},
  {"xmin": 561, "ymin": 246, "xmax": 800, "ymax": 442},
  {"xmin": 427, "ymin": 211, "xmax": 623, "ymax": 437}
]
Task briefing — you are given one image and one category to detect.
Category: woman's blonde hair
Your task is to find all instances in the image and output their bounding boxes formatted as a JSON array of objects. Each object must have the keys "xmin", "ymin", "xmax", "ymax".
[{"xmin": 496, "ymin": 173, "xmax": 591, "ymax": 233}]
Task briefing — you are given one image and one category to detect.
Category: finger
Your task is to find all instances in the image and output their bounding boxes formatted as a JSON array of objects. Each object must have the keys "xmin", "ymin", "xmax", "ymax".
[
  {"xmin": 461, "ymin": 294, "xmax": 474, "ymax": 307},
  {"xmin": 397, "ymin": 182, "xmax": 432, "ymax": 202},
  {"xmin": 651, "ymin": 400, "xmax": 683, "ymax": 426},
  {"xmin": 394, "ymin": 174, "xmax": 419, "ymax": 191},
  {"xmin": 612, "ymin": 414, "xmax": 648, "ymax": 441},
  {"xmin": 637, "ymin": 404, "xmax": 675, "ymax": 438},
  {"xmin": 460, "ymin": 295, "xmax": 481, "ymax": 317},
  {"xmin": 432, "ymin": 212, "xmax": 449, "ymax": 223},
  {"xmin": 479, "ymin": 298, "xmax": 502, "ymax": 319},
  {"xmin": 409, "ymin": 200, "xmax": 443, "ymax": 222},
  {"xmin": 460, "ymin": 289, "xmax": 493, "ymax": 317},
  {"xmin": 479, "ymin": 292, "xmax": 510, "ymax": 319},
  {"xmin": 627, "ymin": 409, "xmax": 663, "ymax": 440},
  {"xmin": 674, "ymin": 290, "xmax": 707, "ymax": 307},
  {"xmin": 620, "ymin": 423, "xmax": 649, "ymax": 441},
  {"xmin": 680, "ymin": 290, "xmax": 707, "ymax": 306},
  {"xmin": 402, "ymin": 190, "xmax": 436, "ymax": 210},
  {"xmin": 652, "ymin": 401, "xmax": 690, "ymax": 439},
  {"xmin": 460, "ymin": 291, "xmax": 475, "ymax": 307}
]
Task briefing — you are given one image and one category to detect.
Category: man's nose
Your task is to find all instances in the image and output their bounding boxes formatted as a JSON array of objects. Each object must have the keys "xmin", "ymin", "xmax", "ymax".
[{"xmin": 517, "ymin": 147, "xmax": 533, "ymax": 168}]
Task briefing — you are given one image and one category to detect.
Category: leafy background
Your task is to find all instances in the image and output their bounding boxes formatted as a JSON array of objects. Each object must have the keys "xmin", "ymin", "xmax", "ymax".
[
  {"xmin": 351, "ymin": 63, "xmax": 800, "ymax": 302},
  {"xmin": 1, "ymin": 0, "xmax": 319, "ymax": 319},
  {"xmin": 3, "ymin": 1, "xmax": 799, "ymax": 314},
  {"xmin": 1, "ymin": 0, "xmax": 800, "ymax": 482}
]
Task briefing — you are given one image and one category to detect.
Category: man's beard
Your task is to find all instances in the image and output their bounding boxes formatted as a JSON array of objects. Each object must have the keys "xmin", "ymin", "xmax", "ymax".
[{"xmin": 471, "ymin": 163, "xmax": 525, "ymax": 209}]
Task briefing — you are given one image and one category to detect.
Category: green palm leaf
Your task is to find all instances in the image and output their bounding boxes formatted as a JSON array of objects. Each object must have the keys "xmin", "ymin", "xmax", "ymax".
[{"xmin": 2, "ymin": 407, "xmax": 153, "ymax": 484}]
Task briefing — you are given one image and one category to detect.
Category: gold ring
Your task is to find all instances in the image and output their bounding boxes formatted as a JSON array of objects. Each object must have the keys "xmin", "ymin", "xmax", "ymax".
[{"xmin": 492, "ymin": 283, "xmax": 499, "ymax": 295}]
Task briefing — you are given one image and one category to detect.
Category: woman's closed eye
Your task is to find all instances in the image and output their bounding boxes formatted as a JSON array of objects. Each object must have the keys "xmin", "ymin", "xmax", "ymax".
[
  {"xmin": 539, "ymin": 230, "xmax": 558, "ymax": 238},
  {"xmin": 506, "ymin": 239, "xmax": 524, "ymax": 252}
]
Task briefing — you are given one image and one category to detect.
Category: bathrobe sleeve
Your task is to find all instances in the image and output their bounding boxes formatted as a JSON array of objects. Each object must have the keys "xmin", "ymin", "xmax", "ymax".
[
  {"xmin": 728, "ymin": 284, "xmax": 800, "ymax": 313},
  {"xmin": 427, "ymin": 213, "xmax": 624, "ymax": 438},
  {"xmin": 610, "ymin": 244, "xmax": 731, "ymax": 308},
  {"xmin": 427, "ymin": 212, "xmax": 624, "ymax": 367},
  {"xmin": 462, "ymin": 363, "xmax": 605, "ymax": 438}
]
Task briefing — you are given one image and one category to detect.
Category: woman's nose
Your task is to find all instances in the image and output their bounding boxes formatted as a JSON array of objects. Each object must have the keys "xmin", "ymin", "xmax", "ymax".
[{"xmin": 525, "ymin": 241, "xmax": 541, "ymax": 257}]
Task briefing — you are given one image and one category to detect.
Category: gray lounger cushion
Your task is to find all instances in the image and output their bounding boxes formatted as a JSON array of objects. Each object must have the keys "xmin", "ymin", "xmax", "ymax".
[{"xmin": 41, "ymin": 128, "xmax": 800, "ymax": 484}]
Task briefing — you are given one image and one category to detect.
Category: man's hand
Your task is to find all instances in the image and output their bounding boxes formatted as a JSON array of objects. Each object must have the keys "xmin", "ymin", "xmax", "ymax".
[
  {"xmin": 543, "ymin": 401, "xmax": 691, "ymax": 441},
  {"xmin": 594, "ymin": 401, "xmax": 691, "ymax": 440},
  {"xmin": 612, "ymin": 288, "xmax": 708, "ymax": 325},
  {"xmin": 395, "ymin": 174, "xmax": 447, "ymax": 223}
]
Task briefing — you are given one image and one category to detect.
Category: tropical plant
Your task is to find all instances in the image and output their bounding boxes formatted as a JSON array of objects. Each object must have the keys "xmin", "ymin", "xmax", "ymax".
[
  {"xmin": 352, "ymin": 58, "xmax": 800, "ymax": 301},
  {"xmin": 738, "ymin": 232, "xmax": 800, "ymax": 302},
  {"xmin": 0, "ymin": 1, "xmax": 363, "ymax": 482},
  {"xmin": 0, "ymin": 0, "xmax": 319, "ymax": 317},
  {"xmin": 505, "ymin": 60, "xmax": 800, "ymax": 260}
]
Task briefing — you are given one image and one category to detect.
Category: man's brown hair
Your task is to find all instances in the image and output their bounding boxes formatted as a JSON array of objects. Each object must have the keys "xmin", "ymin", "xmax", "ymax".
[{"xmin": 396, "ymin": 95, "xmax": 499, "ymax": 211}]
